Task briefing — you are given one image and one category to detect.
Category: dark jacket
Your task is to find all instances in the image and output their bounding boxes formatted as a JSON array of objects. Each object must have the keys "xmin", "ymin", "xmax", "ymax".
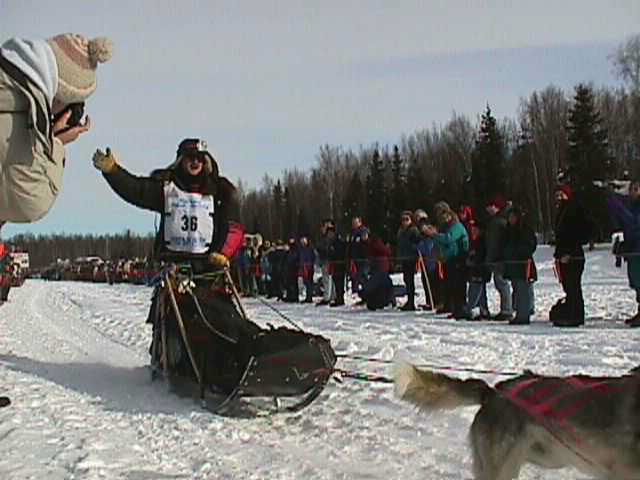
[
  {"xmin": 503, "ymin": 222, "xmax": 537, "ymax": 281},
  {"xmin": 328, "ymin": 235, "xmax": 347, "ymax": 276},
  {"xmin": 348, "ymin": 224, "xmax": 370, "ymax": 262},
  {"xmin": 485, "ymin": 210, "xmax": 508, "ymax": 264},
  {"xmin": 396, "ymin": 225, "xmax": 420, "ymax": 264},
  {"xmin": 103, "ymin": 164, "xmax": 243, "ymax": 264},
  {"xmin": 316, "ymin": 234, "xmax": 330, "ymax": 264},
  {"xmin": 608, "ymin": 194, "xmax": 640, "ymax": 256},
  {"xmin": 285, "ymin": 245, "xmax": 300, "ymax": 280},
  {"xmin": 553, "ymin": 200, "xmax": 591, "ymax": 259},
  {"xmin": 268, "ymin": 247, "xmax": 288, "ymax": 277},
  {"xmin": 466, "ymin": 229, "xmax": 491, "ymax": 283},
  {"xmin": 608, "ymin": 193, "xmax": 640, "ymax": 288},
  {"xmin": 298, "ymin": 245, "xmax": 316, "ymax": 281}
]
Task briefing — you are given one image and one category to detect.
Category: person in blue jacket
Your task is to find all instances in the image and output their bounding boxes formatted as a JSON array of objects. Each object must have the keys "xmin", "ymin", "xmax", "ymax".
[{"xmin": 608, "ymin": 180, "xmax": 640, "ymax": 326}]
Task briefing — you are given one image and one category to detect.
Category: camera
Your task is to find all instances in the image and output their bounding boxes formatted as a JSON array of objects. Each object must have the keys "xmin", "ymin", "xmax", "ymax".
[{"xmin": 52, "ymin": 102, "xmax": 85, "ymax": 133}]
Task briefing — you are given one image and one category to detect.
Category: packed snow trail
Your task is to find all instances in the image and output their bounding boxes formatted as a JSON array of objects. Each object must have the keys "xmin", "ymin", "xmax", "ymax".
[{"xmin": 0, "ymin": 245, "xmax": 639, "ymax": 479}]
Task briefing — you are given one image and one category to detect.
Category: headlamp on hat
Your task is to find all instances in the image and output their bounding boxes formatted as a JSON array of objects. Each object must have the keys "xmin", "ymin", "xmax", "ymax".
[
  {"xmin": 175, "ymin": 138, "xmax": 217, "ymax": 176},
  {"xmin": 177, "ymin": 138, "xmax": 208, "ymax": 156}
]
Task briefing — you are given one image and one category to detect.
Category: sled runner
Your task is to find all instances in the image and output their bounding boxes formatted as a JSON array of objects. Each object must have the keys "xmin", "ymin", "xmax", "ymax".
[{"xmin": 148, "ymin": 265, "xmax": 336, "ymax": 414}]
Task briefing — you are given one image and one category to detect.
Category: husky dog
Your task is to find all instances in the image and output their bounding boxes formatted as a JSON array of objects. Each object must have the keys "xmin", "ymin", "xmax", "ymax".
[{"xmin": 394, "ymin": 362, "xmax": 640, "ymax": 480}]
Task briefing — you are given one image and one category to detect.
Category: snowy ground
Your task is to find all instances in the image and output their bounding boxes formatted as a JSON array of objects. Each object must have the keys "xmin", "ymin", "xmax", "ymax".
[{"xmin": 0, "ymin": 244, "xmax": 638, "ymax": 480}]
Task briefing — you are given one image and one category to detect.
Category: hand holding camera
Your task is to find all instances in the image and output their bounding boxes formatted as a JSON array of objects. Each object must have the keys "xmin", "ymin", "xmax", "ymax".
[{"xmin": 53, "ymin": 102, "xmax": 91, "ymax": 145}]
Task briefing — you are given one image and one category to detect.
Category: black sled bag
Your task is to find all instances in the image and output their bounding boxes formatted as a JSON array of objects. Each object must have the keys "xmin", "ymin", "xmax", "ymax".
[{"xmin": 238, "ymin": 327, "xmax": 336, "ymax": 397}]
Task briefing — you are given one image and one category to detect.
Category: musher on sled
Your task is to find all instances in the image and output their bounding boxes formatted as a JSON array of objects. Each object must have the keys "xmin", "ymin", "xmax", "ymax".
[{"xmin": 93, "ymin": 138, "xmax": 335, "ymax": 412}]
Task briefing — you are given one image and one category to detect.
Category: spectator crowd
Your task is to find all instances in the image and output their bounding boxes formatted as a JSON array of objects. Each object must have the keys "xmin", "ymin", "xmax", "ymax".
[{"xmin": 227, "ymin": 181, "xmax": 640, "ymax": 328}]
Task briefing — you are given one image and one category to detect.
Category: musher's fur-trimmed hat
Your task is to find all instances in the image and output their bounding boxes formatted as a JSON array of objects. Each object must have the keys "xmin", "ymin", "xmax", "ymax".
[{"xmin": 169, "ymin": 138, "xmax": 218, "ymax": 176}]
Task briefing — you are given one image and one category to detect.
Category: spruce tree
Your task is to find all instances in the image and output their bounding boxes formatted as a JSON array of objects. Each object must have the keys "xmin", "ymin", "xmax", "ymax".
[
  {"xmin": 471, "ymin": 105, "xmax": 507, "ymax": 206},
  {"xmin": 282, "ymin": 186, "xmax": 294, "ymax": 240},
  {"xmin": 251, "ymin": 216, "xmax": 261, "ymax": 234},
  {"xmin": 389, "ymin": 145, "xmax": 406, "ymax": 231},
  {"xmin": 341, "ymin": 171, "xmax": 365, "ymax": 234},
  {"xmin": 566, "ymin": 83, "xmax": 610, "ymax": 186},
  {"xmin": 272, "ymin": 180, "xmax": 284, "ymax": 240},
  {"xmin": 565, "ymin": 83, "xmax": 612, "ymax": 241},
  {"xmin": 406, "ymin": 155, "xmax": 430, "ymax": 213},
  {"xmin": 297, "ymin": 209, "xmax": 311, "ymax": 238},
  {"xmin": 365, "ymin": 149, "xmax": 387, "ymax": 239}
]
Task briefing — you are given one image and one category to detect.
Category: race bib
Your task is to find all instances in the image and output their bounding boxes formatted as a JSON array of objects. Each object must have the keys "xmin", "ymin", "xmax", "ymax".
[{"xmin": 163, "ymin": 182, "xmax": 215, "ymax": 253}]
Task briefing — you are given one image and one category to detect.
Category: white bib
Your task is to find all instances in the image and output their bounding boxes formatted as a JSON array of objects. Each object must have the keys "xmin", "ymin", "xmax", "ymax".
[{"xmin": 163, "ymin": 182, "xmax": 215, "ymax": 253}]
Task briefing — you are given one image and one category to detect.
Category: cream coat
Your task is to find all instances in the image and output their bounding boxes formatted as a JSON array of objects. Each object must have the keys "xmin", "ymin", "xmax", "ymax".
[{"xmin": 0, "ymin": 59, "xmax": 65, "ymax": 222}]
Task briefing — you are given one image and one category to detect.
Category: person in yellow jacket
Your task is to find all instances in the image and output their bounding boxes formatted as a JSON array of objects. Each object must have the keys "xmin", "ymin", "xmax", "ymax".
[{"xmin": 0, "ymin": 33, "xmax": 113, "ymax": 225}]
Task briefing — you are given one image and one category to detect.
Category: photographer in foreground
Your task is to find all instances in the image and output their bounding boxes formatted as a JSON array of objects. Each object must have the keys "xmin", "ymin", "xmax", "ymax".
[{"xmin": 0, "ymin": 33, "xmax": 113, "ymax": 225}]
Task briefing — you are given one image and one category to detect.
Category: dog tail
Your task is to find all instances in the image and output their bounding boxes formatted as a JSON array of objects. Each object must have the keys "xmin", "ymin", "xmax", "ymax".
[{"xmin": 393, "ymin": 360, "xmax": 492, "ymax": 411}]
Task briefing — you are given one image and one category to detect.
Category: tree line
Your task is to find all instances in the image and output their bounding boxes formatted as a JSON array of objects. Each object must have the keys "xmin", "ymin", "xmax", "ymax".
[
  {"xmin": 237, "ymin": 36, "xmax": 640, "ymax": 244},
  {"xmin": 11, "ymin": 231, "xmax": 154, "ymax": 269}
]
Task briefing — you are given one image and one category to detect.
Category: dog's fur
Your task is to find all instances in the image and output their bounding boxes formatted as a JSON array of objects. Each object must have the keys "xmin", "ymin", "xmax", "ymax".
[{"xmin": 394, "ymin": 361, "xmax": 640, "ymax": 480}]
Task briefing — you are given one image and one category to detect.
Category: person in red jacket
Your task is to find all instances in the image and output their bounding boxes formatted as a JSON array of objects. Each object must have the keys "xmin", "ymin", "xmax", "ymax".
[
  {"xmin": 0, "ymin": 243, "xmax": 12, "ymax": 304},
  {"xmin": 0, "ymin": 243, "xmax": 11, "ymax": 405}
]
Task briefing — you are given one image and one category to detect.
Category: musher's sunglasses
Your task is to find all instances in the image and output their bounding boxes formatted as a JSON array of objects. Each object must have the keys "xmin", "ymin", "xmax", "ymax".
[{"xmin": 182, "ymin": 154, "xmax": 205, "ymax": 163}]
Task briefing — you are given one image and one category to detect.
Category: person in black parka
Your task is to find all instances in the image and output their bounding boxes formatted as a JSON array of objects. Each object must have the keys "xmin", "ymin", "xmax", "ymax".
[
  {"xmin": 93, "ymin": 138, "xmax": 260, "ymax": 385},
  {"xmin": 552, "ymin": 184, "xmax": 592, "ymax": 327},
  {"xmin": 327, "ymin": 226, "xmax": 347, "ymax": 307},
  {"xmin": 503, "ymin": 206, "xmax": 537, "ymax": 325}
]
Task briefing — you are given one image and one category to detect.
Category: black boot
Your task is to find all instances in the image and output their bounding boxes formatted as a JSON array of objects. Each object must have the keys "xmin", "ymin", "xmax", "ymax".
[
  {"xmin": 400, "ymin": 302, "xmax": 416, "ymax": 311},
  {"xmin": 628, "ymin": 312, "xmax": 640, "ymax": 327},
  {"xmin": 625, "ymin": 306, "xmax": 640, "ymax": 325}
]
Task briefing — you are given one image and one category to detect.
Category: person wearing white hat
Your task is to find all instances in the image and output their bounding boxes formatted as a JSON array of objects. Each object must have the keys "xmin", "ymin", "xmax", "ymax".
[{"xmin": 0, "ymin": 33, "xmax": 113, "ymax": 225}]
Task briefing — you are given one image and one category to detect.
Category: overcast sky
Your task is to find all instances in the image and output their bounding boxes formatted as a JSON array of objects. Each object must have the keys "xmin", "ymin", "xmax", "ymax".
[{"xmin": 2, "ymin": 0, "xmax": 639, "ymax": 237}]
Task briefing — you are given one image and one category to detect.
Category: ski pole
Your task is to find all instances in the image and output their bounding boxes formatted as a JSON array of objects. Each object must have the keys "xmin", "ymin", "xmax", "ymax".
[{"xmin": 417, "ymin": 251, "xmax": 435, "ymax": 313}]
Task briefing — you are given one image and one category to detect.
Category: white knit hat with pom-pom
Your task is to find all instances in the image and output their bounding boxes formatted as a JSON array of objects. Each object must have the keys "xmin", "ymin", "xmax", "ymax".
[{"xmin": 47, "ymin": 33, "xmax": 114, "ymax": 104}]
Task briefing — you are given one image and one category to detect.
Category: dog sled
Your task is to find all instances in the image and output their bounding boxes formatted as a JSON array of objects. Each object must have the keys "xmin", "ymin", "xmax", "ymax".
[{"xmin": 147, "ymin": 264, "xmax": 336, "ymax": 415}]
